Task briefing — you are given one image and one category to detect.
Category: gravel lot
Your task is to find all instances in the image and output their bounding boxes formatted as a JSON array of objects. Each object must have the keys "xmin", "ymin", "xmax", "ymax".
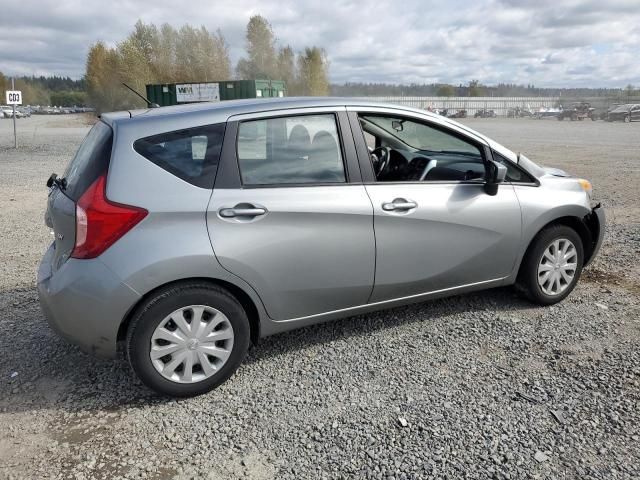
[{"xmin": 0, "ymin": 114, "xmax": 638, "ymax": 480}]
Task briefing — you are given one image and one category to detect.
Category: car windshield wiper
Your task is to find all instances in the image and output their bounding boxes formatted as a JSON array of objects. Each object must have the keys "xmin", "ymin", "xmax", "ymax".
[{"xmin": 46, "ymin": 173, "xmax": 67, "ymax": 190}]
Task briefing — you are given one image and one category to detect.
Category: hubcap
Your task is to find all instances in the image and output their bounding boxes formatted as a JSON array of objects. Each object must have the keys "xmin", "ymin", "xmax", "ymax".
[
  {"xmin": 537, "ymin": 238, "xmax": 578, "ymax": 296},
  {"xmin": 150, "ymin": 305, "xmax": 234, "ymax": 384}
]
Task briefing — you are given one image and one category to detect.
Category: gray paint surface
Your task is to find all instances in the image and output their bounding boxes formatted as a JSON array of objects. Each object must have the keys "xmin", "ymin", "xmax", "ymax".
[
  {"xmin": 365, "ymin": 183, "xmax": 521, "ymax": 302},
  {"xmin": 38, "ymin": 97, "xmax": 604, "ymax": 358},
  {"xmin": 208, "ymin": 185, "xmax": 375, "ymax": 320}
]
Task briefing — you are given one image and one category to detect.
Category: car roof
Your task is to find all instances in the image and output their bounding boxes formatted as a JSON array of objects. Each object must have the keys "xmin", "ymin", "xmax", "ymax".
[
  {"xmin": 100, "ymin": 96, "xmax": 504, "ymax": 158},
  {"xmin": 101, "ymin": 97, "xmax": 439, "ymax": 124},
  {"xmin": 611, "ymin": 104, "xmax": 633, "ymax": 112}
]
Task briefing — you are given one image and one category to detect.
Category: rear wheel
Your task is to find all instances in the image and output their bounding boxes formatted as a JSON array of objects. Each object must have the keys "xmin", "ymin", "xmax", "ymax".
[
  {"xmin": 516, "ymin": 225, "xmax": 584, "ymax": 305},
  {"xmin": 126, "ymin": 282, "xmax": 250, "ymax": 397}
]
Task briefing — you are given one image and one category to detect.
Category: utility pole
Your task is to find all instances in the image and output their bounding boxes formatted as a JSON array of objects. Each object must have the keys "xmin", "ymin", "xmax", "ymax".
[{"xmin": 12, "ymin": 77, "xmax": 17, "ymax": 148}]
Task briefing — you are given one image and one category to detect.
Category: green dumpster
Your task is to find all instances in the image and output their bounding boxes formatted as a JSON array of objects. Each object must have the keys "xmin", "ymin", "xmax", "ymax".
[{"xmin": 146, "ymin": 80, "xmax": 286, "ymax": 106}]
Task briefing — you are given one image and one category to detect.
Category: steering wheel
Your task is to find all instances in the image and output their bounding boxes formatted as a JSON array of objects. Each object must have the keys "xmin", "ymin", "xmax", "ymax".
[{"xmin": 371, "ymin": 146, "xmax": 392, "ymax": 178}]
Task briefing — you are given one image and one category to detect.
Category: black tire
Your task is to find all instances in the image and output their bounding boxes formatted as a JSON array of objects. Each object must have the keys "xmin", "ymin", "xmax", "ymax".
[
  {"xmin": 126, "ymin": 282, "xmax": 250, "ymax": 397},
  {"xmin": 516, "ymin": 225, "xmax": 584, "ymax": 305}
]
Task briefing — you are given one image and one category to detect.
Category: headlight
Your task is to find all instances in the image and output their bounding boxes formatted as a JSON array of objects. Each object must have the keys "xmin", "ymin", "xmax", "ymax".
[{"xmin": 578, "ymin": 179, "xmax": 593, "ymax": 197}]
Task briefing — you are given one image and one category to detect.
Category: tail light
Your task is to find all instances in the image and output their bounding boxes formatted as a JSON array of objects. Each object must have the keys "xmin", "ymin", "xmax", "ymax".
[{"xmin": 72, "ymin": 174, "xmax": 147, "ymax": 259}]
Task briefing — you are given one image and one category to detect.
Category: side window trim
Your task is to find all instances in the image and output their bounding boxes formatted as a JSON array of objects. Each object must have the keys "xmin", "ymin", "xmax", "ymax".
[
  {"xmin": 347, "ymin": 111, "xmax": 377, "ymax": 183},
  {"xmin": 214, "ymin": 120, "xmax": 241, "ymax": 189}
]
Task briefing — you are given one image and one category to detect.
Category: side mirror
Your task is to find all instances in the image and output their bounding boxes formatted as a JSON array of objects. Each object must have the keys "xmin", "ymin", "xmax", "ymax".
[{"xmin": 484, "ymin": 160, "xmax": 507, "ymax": 196}]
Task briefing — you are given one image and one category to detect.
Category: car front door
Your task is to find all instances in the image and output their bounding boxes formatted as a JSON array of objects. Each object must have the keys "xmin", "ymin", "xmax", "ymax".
[
  {"xmin": 348, "ymin": 108, "xmax": 522, "ymax": 303},
  {"xmin": 207, "ymin": 108, "xmax": 375, "ymax": 320}
]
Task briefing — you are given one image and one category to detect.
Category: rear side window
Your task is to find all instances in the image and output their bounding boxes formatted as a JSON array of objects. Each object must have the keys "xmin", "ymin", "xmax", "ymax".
[
  {"xmin": 237, "ymin": 114, "xmax": 346, "ymax": 186},
  {"xmin": 63, "ymin": 121, "xmax": 113, "ymax": 200},
  {"xmin": 134, "ymin": 123, "xmax": 226, "ymax": 188}
]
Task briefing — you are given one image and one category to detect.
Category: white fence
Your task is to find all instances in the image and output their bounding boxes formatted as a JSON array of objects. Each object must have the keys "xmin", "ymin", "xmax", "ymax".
[{"xmin": 358, "ymin": 96, "xmax": 561, "ymax": 116}]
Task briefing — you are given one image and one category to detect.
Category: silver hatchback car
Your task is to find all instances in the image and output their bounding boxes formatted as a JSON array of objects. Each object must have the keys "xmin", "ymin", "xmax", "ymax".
[{"xmin": 38, "ymin": 98, "xmax": 604, "ymax": 396}]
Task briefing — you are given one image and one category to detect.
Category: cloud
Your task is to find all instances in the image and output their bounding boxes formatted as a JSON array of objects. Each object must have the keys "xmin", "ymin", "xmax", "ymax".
[{"xmin": 0, "ymin": 0, "xmax": 639, "ymax": 87}]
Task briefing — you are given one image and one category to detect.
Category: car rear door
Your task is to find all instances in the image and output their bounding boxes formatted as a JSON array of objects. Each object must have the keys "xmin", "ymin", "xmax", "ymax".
[
  {"xmin": 348, "ymin": 108, "xmax": 522, "ymax": 302},
  {"xmin": 44, "ymin": 121, "xmax": 113, "ymax": 272},
  {"xmin": 207, "ymin": 107, "xmax": 375, "ymax": 320}
]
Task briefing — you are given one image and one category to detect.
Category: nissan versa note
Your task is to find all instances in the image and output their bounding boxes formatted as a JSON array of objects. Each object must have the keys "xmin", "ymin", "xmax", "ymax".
[{"xmin": 38, "ymin": 98, "xmax": 605, "ymax": 397}]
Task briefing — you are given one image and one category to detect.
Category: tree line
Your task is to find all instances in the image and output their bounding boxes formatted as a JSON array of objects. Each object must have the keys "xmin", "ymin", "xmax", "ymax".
[
  {"xmin": 0, "ymin": 72, "xmax": 87, "ymax": 106},
  {"xmin": 86, "ymin": 16, "xmax": 330, "ymax": 113},
  {"xmin": 331, "ymin": 81, "xmax": 640, "ymax": 98}
]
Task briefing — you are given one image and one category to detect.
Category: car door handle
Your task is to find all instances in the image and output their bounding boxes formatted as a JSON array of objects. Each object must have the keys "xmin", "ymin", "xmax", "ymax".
[
  {"xmin": 219, "ymin": 207, "xmax": 267, "ymax": 218},
  {"xmin": 382, "ymin": 200, "xmax": 418, "ymax": 211}
]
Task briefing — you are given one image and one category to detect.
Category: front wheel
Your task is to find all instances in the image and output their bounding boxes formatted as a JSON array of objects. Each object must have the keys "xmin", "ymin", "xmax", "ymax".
[
  {"xmin": 126, "ymin": 282, "xmax": 250, "ymax": 397},
  {"xmin": 516, "ymin": 225, "xmax": 584, "ymax": 305}
]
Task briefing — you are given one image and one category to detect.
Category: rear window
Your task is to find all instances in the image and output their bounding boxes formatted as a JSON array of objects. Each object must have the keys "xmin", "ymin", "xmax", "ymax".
[
  {"xmin": 63, "ymin": 121, "xmax": 113, "ymax": 200},
  {"xmin": 134, "ymin": 123, "xmax": 226, "ymax": 188}
]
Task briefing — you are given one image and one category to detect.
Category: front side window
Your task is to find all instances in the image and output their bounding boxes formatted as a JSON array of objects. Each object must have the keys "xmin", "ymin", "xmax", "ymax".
[
  {"xmin": 237, "ymin": 114, "xmax": 346, "ymax": 186},
  {"xmin": 359, "ymin": 114, "xmax": 485, "ymax": 182},
  {"xmin": 493, "ymin": 152, "xmax": 535, "ymax": 183},
  {"xmin": 134, "ymin": 123, "xmax": 225, "ymax": 188}
]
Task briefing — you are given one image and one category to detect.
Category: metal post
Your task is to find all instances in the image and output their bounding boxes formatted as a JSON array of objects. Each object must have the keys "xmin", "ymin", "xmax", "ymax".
[{"xmin": 11, "ymin": 77, "xmax": 17, "ymax": 148}]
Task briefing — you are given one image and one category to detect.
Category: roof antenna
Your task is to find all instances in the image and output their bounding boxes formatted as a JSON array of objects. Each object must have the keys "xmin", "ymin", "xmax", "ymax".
[{"xmin": 122, "ymin": 83, "xmax": 159, "ymax": 108}]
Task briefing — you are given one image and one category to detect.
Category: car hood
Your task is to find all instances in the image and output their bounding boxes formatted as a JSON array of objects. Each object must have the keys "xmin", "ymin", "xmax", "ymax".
[{"xmin": 541, "ymin": 166, "xmax": 571, "ymax": 177}]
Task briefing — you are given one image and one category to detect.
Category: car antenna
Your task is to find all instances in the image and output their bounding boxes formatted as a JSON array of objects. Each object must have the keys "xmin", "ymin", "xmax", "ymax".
[{"xmin": 122, "ymin": 83, "xmax": 160, "ymax": 108}]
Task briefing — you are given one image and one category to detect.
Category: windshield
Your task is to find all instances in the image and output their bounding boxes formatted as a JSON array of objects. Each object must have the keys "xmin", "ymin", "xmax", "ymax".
[
  {"xmin": 611, "ymin": 105, "xmax": 630, "ymax": 113},
  {"xmin": 518, "ymin": 153, "xmax": 545, "ymax": 177},
  {"xmin": 362, "ymin": 115, "xmax": 481, "ymax": 155}
]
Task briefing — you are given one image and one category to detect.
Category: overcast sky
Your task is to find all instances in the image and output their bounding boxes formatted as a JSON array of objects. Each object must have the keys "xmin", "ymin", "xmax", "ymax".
[{"xmin": 1, "ymin": 0, "xmax": 639, "ymax": 87}]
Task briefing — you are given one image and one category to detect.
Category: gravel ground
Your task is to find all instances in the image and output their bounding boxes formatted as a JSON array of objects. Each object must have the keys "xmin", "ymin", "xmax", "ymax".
[{"xmin": 0, "ymin": 114, "xmax": 638, "ymax": 480}]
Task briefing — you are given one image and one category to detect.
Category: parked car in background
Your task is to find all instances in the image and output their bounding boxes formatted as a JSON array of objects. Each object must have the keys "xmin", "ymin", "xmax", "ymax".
[
  {"xmin": 507, "ymin": 105, "xmax": 534, "ymax": 118},
  {"xmin": 1, "ymin": 106, "xmax": 26, "ymax": 118},
  {"xmin": 535, "ymin": 106, "xmax": 563, "ymax": 119},
  {"xmin": 448, "ymin": 109, "xmax": 467, "ymax": 118},
  {"xmin": 607, "ymin": 104, "xmax": 640, "ymax": 122},
  {"xmin": 38, "ymin": 98, "xmax": 604, "ymax": 397},
  {"xmin": 474, "ymin": 109, "xmax": 497, "ymax": 118},
  {"xmin": 557, "ymin": 102, "xmax": 597, "ymax": 121}
]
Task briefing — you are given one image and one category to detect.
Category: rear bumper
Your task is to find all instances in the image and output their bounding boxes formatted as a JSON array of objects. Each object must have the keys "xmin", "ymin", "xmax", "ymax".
[
  {"xmin": 37, "ymin": 244, "xmax": 140, "ymax": 358},
  {"xmin": 584, "ymin": 203, "xmax": 605, "ymax": 267}
]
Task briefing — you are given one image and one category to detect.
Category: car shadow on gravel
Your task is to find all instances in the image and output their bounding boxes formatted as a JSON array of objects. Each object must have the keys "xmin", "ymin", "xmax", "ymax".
[
  {"xmin": 0, "ymin": 285, "xmax": 536, "ymax": 414},
  {"xmin": 245, "ymin": 286, "xmax": 536, "ymax": 365}
]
